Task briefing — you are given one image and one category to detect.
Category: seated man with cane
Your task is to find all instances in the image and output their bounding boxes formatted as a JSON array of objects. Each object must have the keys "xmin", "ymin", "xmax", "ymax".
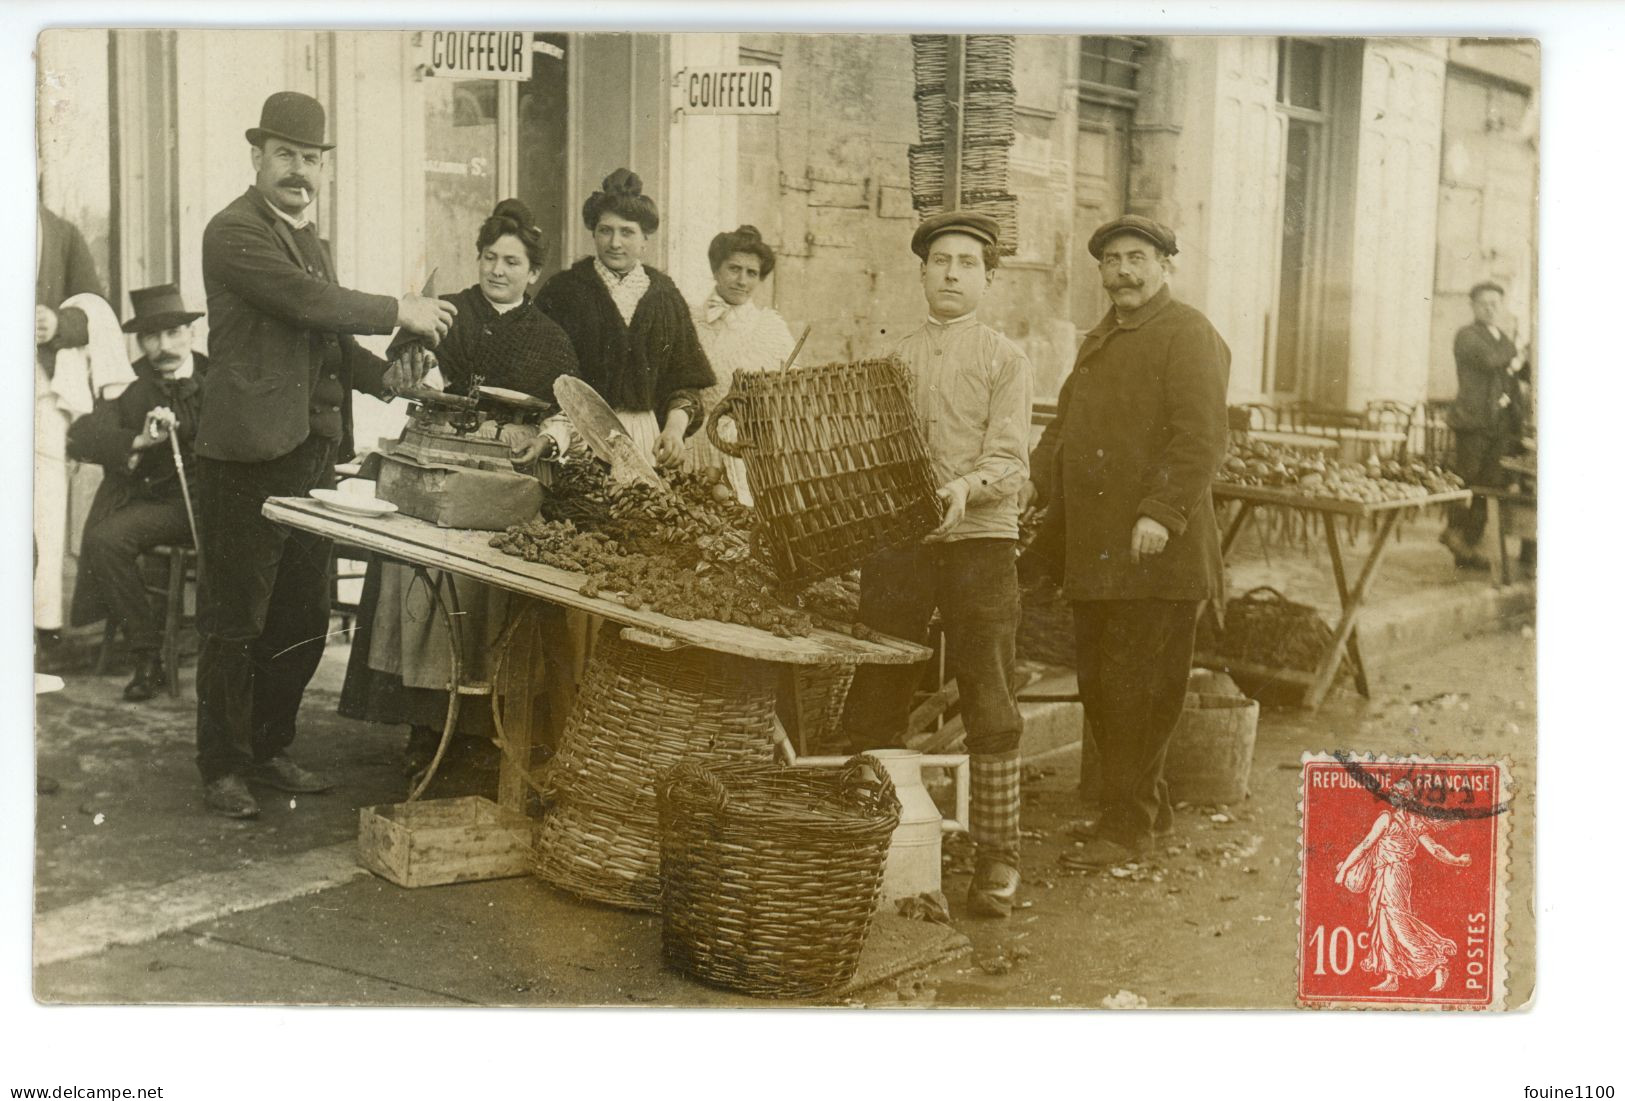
[{"xmin": 67, "ymin": 284, "xmax": 208, "ymax": 701}]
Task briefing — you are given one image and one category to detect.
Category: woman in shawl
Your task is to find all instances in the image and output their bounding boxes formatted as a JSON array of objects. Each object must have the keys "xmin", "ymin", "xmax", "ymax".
[
  {"xmin": 684, "ymin": 225, "xmax": 797, "ymax": 506},
  {"xmin": 1334, "ymin": 778, "xmax": 1472, "ymax": 993},
  {"xmin": 341, "ymin": 198, "xmax": 579, "ymax": 788},
  {"xmin": 535, "ymin": 168, "xmax": 714, "ymax": 465}
]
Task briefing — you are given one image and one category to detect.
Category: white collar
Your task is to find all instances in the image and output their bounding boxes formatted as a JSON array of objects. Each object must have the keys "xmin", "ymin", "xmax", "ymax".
[
  {"xmin": 926, "ymin": 310, "xmax": 978, "ymax": 329},
  {"xmin": 484, "ymin": 292, "xmax": 525, "ymax": 315},
  {"xmin": 594, "ymin": 257, "xmax": 646, "ymax": 286},
  {"xmin": 261, "ymin": 190, "xmax": 313, "ymax": 231}
]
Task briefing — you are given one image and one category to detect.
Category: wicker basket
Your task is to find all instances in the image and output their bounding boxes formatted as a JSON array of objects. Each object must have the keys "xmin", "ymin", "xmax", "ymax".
[
  {"xmin": 1204, "ymin": 586, "xmax": 1355, "ymax": 680},
  {"xmin": 789, "ymin": 663, "xmax": 856, "ymax": 755},
  {"xmin": 911, "ymin": 191, "xmax": 1020, "ymax": 255},
  {"xmin": 706, "ymin": 359, "xmax": 943, "ymax": 585},
  {"xmin": 532, "ymin": 629, "xmax": 779, "ymax": 910},
  {"xmin": 656, "ymin": 755, "xmax": 900, "ymax": 998}
]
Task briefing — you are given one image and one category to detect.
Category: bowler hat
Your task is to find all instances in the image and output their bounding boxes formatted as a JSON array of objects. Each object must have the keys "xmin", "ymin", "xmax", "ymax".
[
  {"xmin": 122, "ymin": 284, "xmax": 202, "ymax": 334},
  {"xmin": 911, "ymin": 210, "xmax": 1001, "ymax": 261},
  {"xmin": 245, "ymin": 91, "xmax": 335, "ymax": 151},
  {"xmin": 1087, "ymin": 214, "xmax": 1178, "ymax": 260}
]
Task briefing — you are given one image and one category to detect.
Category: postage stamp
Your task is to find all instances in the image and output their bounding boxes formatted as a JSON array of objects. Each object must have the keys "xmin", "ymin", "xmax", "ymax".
[{"xmin": 1297, "ymin": 753, "xmax": 1512, "ymax": 1010}]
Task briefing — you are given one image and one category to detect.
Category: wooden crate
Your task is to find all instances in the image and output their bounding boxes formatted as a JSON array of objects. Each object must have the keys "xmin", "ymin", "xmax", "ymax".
[{"xmin": 358, "ymin": 796, "xmax": 535, "ymax": 888}]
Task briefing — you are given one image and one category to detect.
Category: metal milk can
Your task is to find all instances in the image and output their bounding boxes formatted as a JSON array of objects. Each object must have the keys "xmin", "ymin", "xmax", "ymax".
[{"xmin": 793, "ymin": 747, "xmax": 968, "ymax": 903}]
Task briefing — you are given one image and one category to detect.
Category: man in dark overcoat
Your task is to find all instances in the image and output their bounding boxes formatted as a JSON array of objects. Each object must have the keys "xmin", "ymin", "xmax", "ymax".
[
  {"xmin": 194, "ymin": 91, "xmax": 455, "ymax": 819},
  {"xmin": 1441, "ymin": 280, "xmax": 1524, "ymax": 568},
  {"xmin": 1029, "ymin": 215, "xmax": 1230, "ymax": 867},
  {"xmin": 67, "ymin": 285, "xmax": 208, "ymax": 701}
]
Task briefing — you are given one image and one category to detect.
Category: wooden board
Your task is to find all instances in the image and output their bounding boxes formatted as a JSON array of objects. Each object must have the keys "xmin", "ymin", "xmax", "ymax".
[
  {"xmin": 265, "ymin": 497, "xmax": 928, "ymax": 666},
  {"xmin": 1212, "ymin": 483, "xmax": 1472, "ymax": 517}
]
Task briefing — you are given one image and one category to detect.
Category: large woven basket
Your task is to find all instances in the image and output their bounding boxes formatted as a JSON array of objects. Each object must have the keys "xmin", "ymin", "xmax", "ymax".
[
  {"xmin": 656, "ymin": 756, "xmax": 900, "ymax": 999},
  {"xmin": 533, "ymin": 629, "xmax": 778, "ymax": 910},
  {"xmin": 706, "ymin": 359, "xmax": 942, "ymax": 585},
  {"xmin": 789, "ymin": 663, "xmax": 856, "ymax": 755},
  {"xmin": 1201, "ymin": 586, "xmax": 1355, "ymax": 681}
]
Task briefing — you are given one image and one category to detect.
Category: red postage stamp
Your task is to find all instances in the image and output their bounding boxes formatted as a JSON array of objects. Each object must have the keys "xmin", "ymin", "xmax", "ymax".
[{"xmin": 1297, "ymin": 753, "xmax": 1512, "ymax": 1010}]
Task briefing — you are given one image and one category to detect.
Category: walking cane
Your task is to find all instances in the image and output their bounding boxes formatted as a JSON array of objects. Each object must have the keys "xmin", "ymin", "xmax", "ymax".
[{"xmin": 169, "ymin": 427, "xmax": 201, "ymax": 564}]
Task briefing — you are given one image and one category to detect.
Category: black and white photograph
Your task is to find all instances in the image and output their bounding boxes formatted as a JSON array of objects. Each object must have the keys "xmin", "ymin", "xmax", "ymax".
[{"xmin": 6, "ymin": 3, "xmax": 1618, "ymax": 1098}]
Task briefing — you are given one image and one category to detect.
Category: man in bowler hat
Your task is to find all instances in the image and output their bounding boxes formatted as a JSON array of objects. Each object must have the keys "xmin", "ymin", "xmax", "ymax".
[
  {"xmin": 1028, "ymin": 215, "xmax": 1231, "ymax": 867},
  {"xmin": 66, "ymin": 284, "xmax": 208, "ymax": 702},
  {"xmin": 193, "ymin": 91, "xmax": 456, "ymax": 818},
  {"xmin": 840, "ymin": 210, "xmax": 1035, "ymax": 918}
]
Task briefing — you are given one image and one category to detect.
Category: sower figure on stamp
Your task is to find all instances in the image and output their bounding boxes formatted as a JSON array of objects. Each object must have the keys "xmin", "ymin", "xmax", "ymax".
[
  {"xmin": 840, "ymin": 211, "xmax": 1035, "ymax": 918},
  {"xmin": 193, "ymin": 92, "xmax": 456, "ymax": 819},
  {"xmin": 1334, "ymin": 778, "xmax": 1471, "ymax": 993},
  {"xmin": 66, "ymin": 285, "xmax": 209, "ymax": 702},
  {"xmin": 1027, "ymin": 215, "xmax": 1230, "ymax": 868}
]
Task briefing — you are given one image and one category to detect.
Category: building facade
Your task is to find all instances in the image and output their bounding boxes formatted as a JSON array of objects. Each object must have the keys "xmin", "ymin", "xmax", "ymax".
[{"xmin": 35, "ymin": 29, "xmax": 1538, "ymax": 624}]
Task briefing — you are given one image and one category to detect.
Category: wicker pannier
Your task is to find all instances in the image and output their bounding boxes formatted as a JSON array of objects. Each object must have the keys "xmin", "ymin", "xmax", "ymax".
[
  {"xmin": 706, "ymin": 358, "xmax": 942, "ymax": 585},
  {"xmin": 1205, "ymin": 586, "xmax": 1354, "ymax": 681},
  {"xmin": 656, "ymin": 755, "xmax": 900, "ymax": 999}
]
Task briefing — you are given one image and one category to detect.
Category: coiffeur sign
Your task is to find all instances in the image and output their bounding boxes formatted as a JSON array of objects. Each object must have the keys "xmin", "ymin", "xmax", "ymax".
[
  {"xmin": 417, "ymin": 31, "xmax": 534, "ymax": 81},
  {"xmin": 675, "ymin": 66, "xmax": 781, "ymax": 115}
]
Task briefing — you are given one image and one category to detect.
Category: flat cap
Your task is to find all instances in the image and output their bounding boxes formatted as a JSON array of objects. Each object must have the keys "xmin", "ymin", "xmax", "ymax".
[
  {"xmin": 911, "ymin": 209, "xmax": 1001, "ymax": 261},
  {"xmin": 1087, "ymin": 215, "xmax": 1178, "ymax": 260}
]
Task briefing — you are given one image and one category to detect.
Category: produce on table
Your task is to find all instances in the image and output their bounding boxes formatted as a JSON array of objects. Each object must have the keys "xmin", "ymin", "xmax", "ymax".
[
  {"xmin": 489, "ymin": 461, "xmax": 864, "ymax": 637},
  {"xmin": 1217, "ymin": 438, "xmax": 1464, "ymax": 504}
]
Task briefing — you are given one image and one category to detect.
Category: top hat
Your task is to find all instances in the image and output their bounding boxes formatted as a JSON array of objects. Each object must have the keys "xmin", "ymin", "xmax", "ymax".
[
  {"xmin": 1087, "ymin": 215, "xmax": 1178, "ymax": 260},
  {"xmin": 245, "ymin": 91, "xmax": 335, "ymax": 151},
  {"xmin": 910, "ymin": 209, "xmax": 1001, "ymax": 261},
  {"xmin": 122, "ymin": 284, "xmax": 202, "ymax": 334}
]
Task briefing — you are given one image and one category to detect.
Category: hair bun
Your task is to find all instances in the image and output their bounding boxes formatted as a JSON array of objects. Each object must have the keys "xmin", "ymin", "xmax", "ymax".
[
  {"xmin": 602, "ymin": 168, "xmax": 643, "ymax": 197},
  {"xmin": 491, "ymin": 197, "xmax": 535, "ymax": 227},
  {"xmin": 733, "ymin": 224, "xmax": 763, "ymax": 241}
]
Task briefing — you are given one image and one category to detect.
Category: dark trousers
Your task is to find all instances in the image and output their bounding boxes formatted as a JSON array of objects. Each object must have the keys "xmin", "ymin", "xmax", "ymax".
[
  {"xmin": 842, "ymin": 539, "xmax": 1023, "ymax": 756},
  {"xmin": 1072, "ymin": 599, "xmax": 1200, "ymax": 845},
  {"xmin": 1448, "ymin": 429, "xmax": 1512, "ymax": 546},
  {"xmin": 195, "ymin": 436, "xmax": 336, "ymax": 783},
  {"xmin": 79, "ymin": 499, "xmax": 193, "ymax": 654}
]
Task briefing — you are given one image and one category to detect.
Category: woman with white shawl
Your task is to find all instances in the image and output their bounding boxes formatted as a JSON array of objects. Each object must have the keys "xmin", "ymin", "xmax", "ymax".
[{"xmin": 685, "ymin": 225, "xmax": 796, "ymax": 507}]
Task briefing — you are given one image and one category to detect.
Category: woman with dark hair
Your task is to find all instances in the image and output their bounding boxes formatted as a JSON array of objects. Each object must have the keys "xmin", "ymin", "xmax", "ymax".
[
  {"xmin": 342, "ymin": 198, "xmax": 580, "ymax": 788},
  {"xmin": 686, "ymin": 224, "xmax": 796, "ymax": 505},
  {"xmin": 535, "ymin": 168, "xmax": 714, "ymax": 465}
]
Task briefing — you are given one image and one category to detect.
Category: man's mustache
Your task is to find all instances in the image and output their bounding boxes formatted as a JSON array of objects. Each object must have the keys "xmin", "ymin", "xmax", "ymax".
[
  {"xmin": 278, "ymin": 176, "xmax": 312, "ymax": 191},
  {"xmin": 1109, "ymin": 279, "xmax": 1143, "ymax": 290}
]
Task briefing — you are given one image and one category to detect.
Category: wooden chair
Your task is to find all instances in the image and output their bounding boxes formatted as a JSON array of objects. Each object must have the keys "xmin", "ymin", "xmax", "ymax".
[
  {"xmin": 1363, "ymin": 400, "xmax": 1415, "ymax": 460},
  {"xmin": 97, "ymin": 543, "xmax": 198, "ymax": 698}
]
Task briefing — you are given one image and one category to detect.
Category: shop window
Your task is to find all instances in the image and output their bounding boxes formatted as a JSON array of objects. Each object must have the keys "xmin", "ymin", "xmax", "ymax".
[
  {"xmin": 1076, "ymin": 36, "xmax": 1146, "ymax": 96},
  {"xmin": 1271, "ymin": 38, "xmax": 1332, "ymax": 399},
  {"xmin": 1277, "ymin": 39, "xmax": 1326, "ymax": 112},
  {"xmin": 109, "ymin": 29, "xmax": 179, "ymax": 307}
]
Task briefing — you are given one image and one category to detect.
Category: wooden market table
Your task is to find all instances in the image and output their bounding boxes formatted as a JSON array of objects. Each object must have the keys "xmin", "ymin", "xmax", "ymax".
[
  {"xmin": 1204, "ymin": 483, "xmax": 1472, "ymax": 710},
  {"xmin": 264, "ymin": 496, "xmax": 930, "ymax": 811},
  {"xmin": 1244, "ymin": 430, "xmax": 1341, "ymax": 452}
]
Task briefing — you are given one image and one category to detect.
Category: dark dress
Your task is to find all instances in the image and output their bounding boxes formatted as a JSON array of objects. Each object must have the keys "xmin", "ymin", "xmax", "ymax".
[{"xmin": 339, "ymin": 288, "xmax": 579, "ymax": 743}]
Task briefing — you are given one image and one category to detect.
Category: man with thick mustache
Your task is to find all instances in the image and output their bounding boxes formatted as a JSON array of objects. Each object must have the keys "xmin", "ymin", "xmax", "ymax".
[
  {"xmin": 66, "ymin": 284, "xmax": 208, "ymax": 702},
  {"xmin": 1028, "ymin": 215, "xmax": 1230, "ymax": 866},
  {"xmin": 193, "ymin": 91, "xmax": 456, "ymax": 819}
]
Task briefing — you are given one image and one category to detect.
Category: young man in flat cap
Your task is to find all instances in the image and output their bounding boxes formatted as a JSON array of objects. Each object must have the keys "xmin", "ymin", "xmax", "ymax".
[
  {"xmin": 1029, "ymin": 215, "xmax": 1230, "ymax": 867},
  {"xmin": 193, "ymin": 91, "xmax": 456, "ymax": 819},
  {"xmin": 66, "ymin": 284, "xmax": 208, "ymax": 702},
  {"xmin": 841, "ymin": 210, "xmax": 1035, "ymax": 917}
]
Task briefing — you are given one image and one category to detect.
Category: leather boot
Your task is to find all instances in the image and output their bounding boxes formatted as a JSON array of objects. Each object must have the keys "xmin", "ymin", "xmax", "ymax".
[{"xmin": 123, "ymin": 652, "xmax": 165, "ymax": 702}]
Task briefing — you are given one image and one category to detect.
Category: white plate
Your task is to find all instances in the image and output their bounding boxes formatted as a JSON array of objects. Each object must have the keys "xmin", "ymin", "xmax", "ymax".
[{"xmin": 310, "ymin": 488, "xmax": 398, "ymax": 518}]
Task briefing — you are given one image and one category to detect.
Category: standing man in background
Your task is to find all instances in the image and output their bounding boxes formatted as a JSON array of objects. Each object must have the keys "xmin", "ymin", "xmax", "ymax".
[
  {"xmin": 1029, "ymin": 215, "xmax": 1230, "ymax": 869},
  {"xmin": 1441, "ymin": 280, "xmax": 1525, "ymax": 570},
  {"xmin": 194, "ymin": 91, "xmax": 455, "ymax": 819}
]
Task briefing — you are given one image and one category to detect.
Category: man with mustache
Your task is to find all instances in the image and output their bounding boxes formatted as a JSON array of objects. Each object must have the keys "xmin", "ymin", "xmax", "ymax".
[
  {"xmin": 66, "ymin": 284, "xmax": 208, "ymax": 702},
  {"xmin": 842, "ymin": 210, "xmax": 1034, "ymax": 918},
  {"xmin": 193, "ymin": 91, "xmax": 456, "ymax": 819},
  {"xmin": 1028, "ymin": 215, "xmax": 1231, "ymax": 867}
]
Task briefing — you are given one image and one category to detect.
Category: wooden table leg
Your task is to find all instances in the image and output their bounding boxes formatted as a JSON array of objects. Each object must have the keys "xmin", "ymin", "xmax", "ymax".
[
  {"xmin": 1220, "ymin": 500, "xmax": 1256, "ymax": 559},
  {"xmin": 1321, "ymin": 512, "xmax": 1370, "ymax": 699},
  {"xmin": 1483, "ymin": 493, "xmax": 1508, "ymax": 588},
  {"xmin": 1305, "ymin": 509, "xmax": 1400, "ymax": 709},
  {"xmin": 495, "ymin": 602, "xmax": 541, "ymax": 812}
]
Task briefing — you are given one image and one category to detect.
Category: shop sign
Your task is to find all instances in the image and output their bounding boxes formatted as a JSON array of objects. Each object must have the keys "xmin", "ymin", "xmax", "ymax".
[
  {"xmin": 417, "ymin": 31, "xmax": 533, "ymax": 82},
  {"xmin": 674, "ymin": 66, "xmax": 781, "ymax": 115}
]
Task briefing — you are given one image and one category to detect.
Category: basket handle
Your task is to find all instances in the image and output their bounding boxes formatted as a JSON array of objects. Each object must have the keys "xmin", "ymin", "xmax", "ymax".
[
  {"xmin": 839, "ymin": 752, "xmax": 900, "ymax": 815},
  {"xmin": 658, "ymin": 761, "xmax": 729, "ymax": 816},
  {"xmin": 1237, "ymin": 586, "xmax": 1288, "ymax": 604},
  {"xmin": 705, "ymin": 395, "xmax": 748, "ymax": 459}
]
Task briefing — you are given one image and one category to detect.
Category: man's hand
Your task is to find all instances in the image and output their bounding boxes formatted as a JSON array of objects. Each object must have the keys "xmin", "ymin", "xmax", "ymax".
[
  {"xmin": 133, "ymin": 406, "xmax": 178, "ymax": 451},
  {"xmin": 1129, "ymin": 515, "xmax": 1170, "ymax": 563},
  {"xmin": 36, "ymin": 305, "xmax": 58, "ymax": 346},
  {"xmin": 396, "ymin": 293, "xmax": 457, "ymax": 345},
  {"xmin": 383, "ymin": 345, "xmax": 437, "ymax": 395},
  {"xmin": 924, "ymin": 479, "xmax": 970, "ymax": 542},
  {"xmin": 652, "ymin": 409, "xmax": 691, "ymax": 467}
]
